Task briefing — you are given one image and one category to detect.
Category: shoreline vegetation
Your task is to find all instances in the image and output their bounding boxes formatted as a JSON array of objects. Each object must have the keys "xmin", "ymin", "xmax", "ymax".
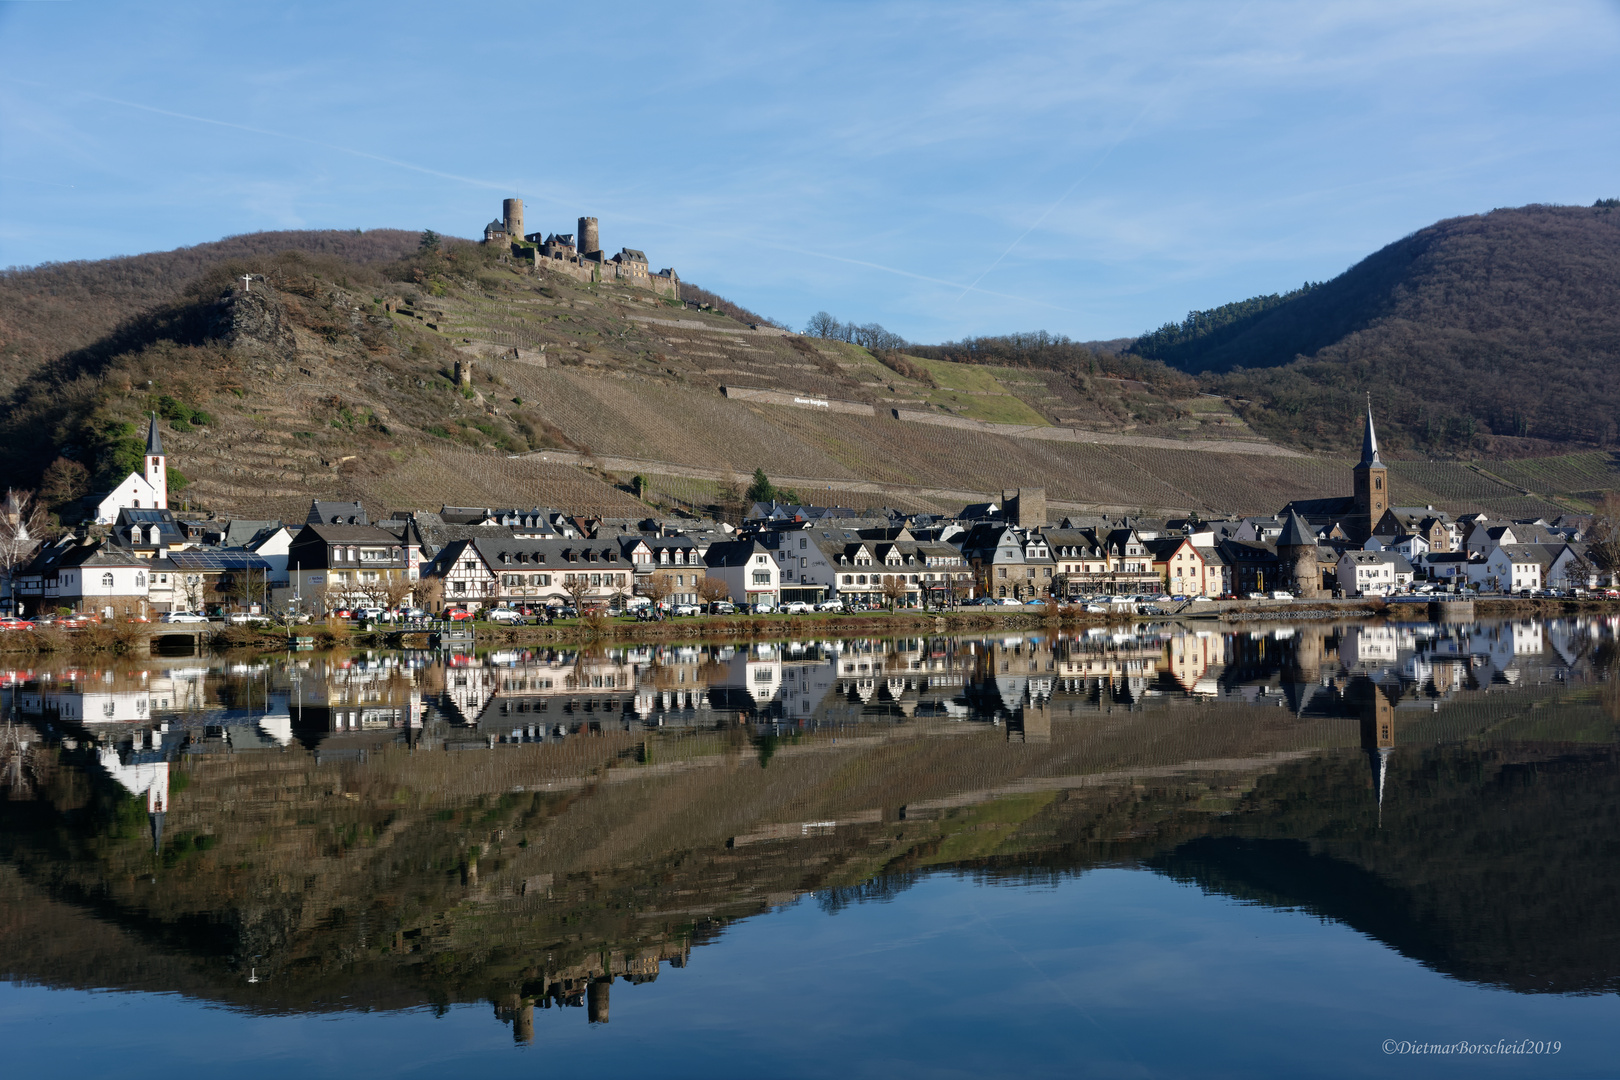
[{"xmin": 2, "ymin": 598, "xmax": 1614, "ymax": 657}]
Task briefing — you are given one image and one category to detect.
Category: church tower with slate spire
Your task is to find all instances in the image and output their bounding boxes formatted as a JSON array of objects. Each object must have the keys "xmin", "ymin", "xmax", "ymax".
[
  {"xmin": 1351, "ymin": 399, "xmax": 1386, "ymax": 542},
  {"xmin": 144, "ymin": 412, "xmax": 168, "ymax": 511}
]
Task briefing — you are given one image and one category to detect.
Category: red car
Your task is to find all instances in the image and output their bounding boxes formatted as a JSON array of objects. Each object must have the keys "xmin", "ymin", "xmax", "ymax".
[
  {"xmin": 331, "ymin": 608, "xmax": 356, "ymax": 619},
  {"xmin": 0, "ymin": 618, "xmax": 34, "ymax": 631},
  {"xmin": 443, "ymin": 608, "xmax": 475, "ymax": 621}
]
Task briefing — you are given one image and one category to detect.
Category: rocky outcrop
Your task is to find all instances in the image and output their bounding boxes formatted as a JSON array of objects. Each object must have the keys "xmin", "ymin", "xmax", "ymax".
[{"xmin": 205, "ymin": 284, "xmax": 297, "ymax": 360}]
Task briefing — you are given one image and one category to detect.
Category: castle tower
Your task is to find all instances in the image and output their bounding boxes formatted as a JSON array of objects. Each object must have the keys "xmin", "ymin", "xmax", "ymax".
[
  {"xmin": 1352, "ymin": 398, "xmax": 1387, "ymax": 542},
  {"xmin": 578, "ymin": 216, "xmax": 600, "ymax": 258},
  {"xmin": 1276, "ymin": 509, "xmax": 1320, "ymax": 598},
  {"xmin": 503, "ymin": 198, "xmax": 524, "ymax": 242},
  {"xmin": 144, "ymin": 412, "xmax": 168, "ymax": 510},
  {"xmin": 1001, "ymin": 487, "xmax": 1047, "ymax": 529}
]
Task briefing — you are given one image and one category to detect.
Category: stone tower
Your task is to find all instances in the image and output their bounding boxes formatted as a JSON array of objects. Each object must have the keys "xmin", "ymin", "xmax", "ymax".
[
  {"xmin": 1002, "ymin": 487, "xmax": 1047, "ymax": 529},
  {"xmin": 144, "ymin": 412, "xmax": 168, "ymax": 510},
  {"xmin": 1276, "ymin": 509, "xmax": 1319, "ymax": 598},
  {"xmin": 578, "ymin": 216, "xmax": 600, "ymax": 258},
  {"xmin": 503, "ymin": 198, "xmax": 524, "ymax": 242},
  {"xmin": 1352, "ymin": 399, "xmax": 1388, "ymax": 542}
]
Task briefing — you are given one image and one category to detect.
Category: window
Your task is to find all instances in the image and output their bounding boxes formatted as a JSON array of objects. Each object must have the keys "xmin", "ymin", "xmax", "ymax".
[
  {"xmin": 136, "ymin": 572, "xmax": 147, "ymax": 588},
  {"xmin": 101, "ymin": 572, "xmax": 114, "ymax": 588},
  {"xmin": 752, "ymin": 571, "xmax": 771, "ymax": 584},
  {"xmin": 800, "ymin": 538, "xmax": 807, "ymax": 549}
]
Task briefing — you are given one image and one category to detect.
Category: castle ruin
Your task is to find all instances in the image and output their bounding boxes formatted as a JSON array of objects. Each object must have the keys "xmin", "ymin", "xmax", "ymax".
[{"xmin": 482, "ymin": 199, "xmax": 679, "ymax": 297}]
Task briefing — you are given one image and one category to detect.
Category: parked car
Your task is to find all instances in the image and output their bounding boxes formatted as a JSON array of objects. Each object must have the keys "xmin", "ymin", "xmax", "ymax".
[
  {"xmin": 749, "ymin": 602, "xmax": 777, "ymax": 614},
  {"xmin": 331, "ymin": 608, "xmax": 356, "ymax": 619},
  {"xmin": 994, "ymin": 597, "xmax": 1022, "ymax": 607},
  {"xmin": 0, "ymin": 617, "xmax": 35, "ymax": 631},
  {"xmin": 815, "ymin": 600, "xmax": 845, "ymax": 612},
  {"xmin": 161, "ymin": 611, "xmax": 210, "ymax": 624},
  {"xmin": 1268, "ymin": 591, "xmax": 1295, "ymax": 601},
  {"xmin": 671, "ymin": 604, "xmax": 700, "ymax": 617},
  {"xmin": 227, "ymin": 612, "xmax": 269, "ymax": 626},
  {"xmin": 442, "ymin": 608, "xmax": 475, "ymax": 621},
  {"xmin": 1083, "ymin": 603, "xmax": 1108, "ymax": 614},
  {"xmin": 485, "ymin": 607, "xmax": 523, "ymax": 623},
  {"xmin": 782, "ymin": 601, "xmax": 812, "ymax": 614},
  {"xmin": 708, "ymin": 601, "xmax": 736, "ymax": 614},
  {"xmin": 355, "ymin": 606, "xmax": 388, "ymax": 622}
]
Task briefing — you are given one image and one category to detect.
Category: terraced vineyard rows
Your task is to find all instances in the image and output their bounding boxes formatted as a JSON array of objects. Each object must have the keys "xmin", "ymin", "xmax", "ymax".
[
  {"xmin": 1484, "ymin": 453, "xmax": 1620, "ymax": 499},
  {"xmin": 1385, "ymin": 462, "xmax": 1522, "ymax": 503},
  {"xmin": 1468, "ymin": 496, "xmax": 1575, "ymax": 520},
  {"xmin": 1105, "ymin": 448, "xmax": 1350, "ymax": 514}
]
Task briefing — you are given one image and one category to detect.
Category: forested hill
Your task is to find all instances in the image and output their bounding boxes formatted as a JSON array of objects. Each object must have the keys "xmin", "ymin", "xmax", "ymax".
[
  {"xmin": 0, "ymin": 229, "xmax": 423, "ymax": 397},
  {"xmin": 1131, "ymin": 203, "xmax": 1620, "ymax": 455}
]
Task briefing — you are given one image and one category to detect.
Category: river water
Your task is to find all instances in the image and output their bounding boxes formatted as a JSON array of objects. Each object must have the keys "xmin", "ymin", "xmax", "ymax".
[{"xmin": 2, "ymin": 618, "xmax": 1617, "ymax": 1077}]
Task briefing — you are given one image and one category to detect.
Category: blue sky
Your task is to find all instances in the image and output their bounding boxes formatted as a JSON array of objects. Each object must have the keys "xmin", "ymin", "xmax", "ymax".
[{"xmin": 3, "ymin": 2, "xmax": 1617, "ymax": 343}]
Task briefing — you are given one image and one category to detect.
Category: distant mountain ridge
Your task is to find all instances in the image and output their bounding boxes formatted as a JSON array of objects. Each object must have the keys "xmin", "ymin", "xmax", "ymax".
[{"xmin": 1130, "ymin": 204, "xmax": 1620, "ymax": 455}]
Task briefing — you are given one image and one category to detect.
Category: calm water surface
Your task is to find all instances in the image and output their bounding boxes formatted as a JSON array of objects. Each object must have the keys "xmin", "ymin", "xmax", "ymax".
[{"xmin": 2, "ymin": 618, "xmax": 1618, "ymax": 1078}]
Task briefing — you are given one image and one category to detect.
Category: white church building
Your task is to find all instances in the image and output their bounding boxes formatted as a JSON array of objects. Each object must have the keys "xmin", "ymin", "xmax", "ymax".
[{"xmin": 93, "ymin": 414, "xmax": 169, "ymax": 524}]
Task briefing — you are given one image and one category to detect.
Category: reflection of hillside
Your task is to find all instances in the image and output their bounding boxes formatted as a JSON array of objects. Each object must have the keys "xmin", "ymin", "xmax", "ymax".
[
  {"xmin": 1150, "ymin": 741, "xmax": 1620, "ymax": 994},
  {"xmin": 0, "ymin": 620, "xmax": 1616, "ymax": 1034}
]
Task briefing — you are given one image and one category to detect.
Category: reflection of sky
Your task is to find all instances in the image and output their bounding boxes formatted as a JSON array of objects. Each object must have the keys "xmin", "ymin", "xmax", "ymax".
[{"xmin": 3, "ymin": 870, "xmax": 1614, "ymax": 1079}]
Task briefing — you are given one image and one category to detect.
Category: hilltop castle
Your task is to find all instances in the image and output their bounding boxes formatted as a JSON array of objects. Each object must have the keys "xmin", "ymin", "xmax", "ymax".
[{"xmin": 482, "ymin": 199, "xmax": 679, "ymax": 296}]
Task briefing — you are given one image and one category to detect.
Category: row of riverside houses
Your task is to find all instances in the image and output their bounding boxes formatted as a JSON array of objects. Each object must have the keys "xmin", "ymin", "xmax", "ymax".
[{"xmin": 6, "ymin": 406, "xmax": 1609, "ymax": 621}]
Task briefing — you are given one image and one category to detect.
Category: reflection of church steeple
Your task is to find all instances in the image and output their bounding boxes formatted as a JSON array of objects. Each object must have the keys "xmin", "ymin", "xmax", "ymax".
[{"xmin": 1357, "ymin": 682, "xmax": 1398, "ymax": 823}]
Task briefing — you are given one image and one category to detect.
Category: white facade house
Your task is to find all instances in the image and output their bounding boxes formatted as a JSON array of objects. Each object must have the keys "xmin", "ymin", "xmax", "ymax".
[
  {"xmin": 704, "ymin": 540, "xmax": 780, "ymax": 606},
  {"xmin": 1471, "ymin": 544, "xmax": 1542, "ymax": 592},
  {"xmin": 1544, "ymin": 544, "xmax": 1599, "ymax": 591},
  {"xmin": 1335, "ymin": 551, "xmax": 1414, "ymax": 597},
  {"xmin": 52, "ymin": 554, "xmax": 153, "ymax": 619}
]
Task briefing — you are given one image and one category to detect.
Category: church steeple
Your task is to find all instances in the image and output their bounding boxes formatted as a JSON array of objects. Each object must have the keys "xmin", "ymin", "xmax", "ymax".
[
  {"xmin": 144, "ymin": 411, "xmax": 168, "ymax": 510},
  {"xmin": 1358, "ymin": 395, "xmax": 1382, "ymax": 467},
  {"xmin": 1352, "ymin": 396, "xmax": 1387, "ymax": 541}
]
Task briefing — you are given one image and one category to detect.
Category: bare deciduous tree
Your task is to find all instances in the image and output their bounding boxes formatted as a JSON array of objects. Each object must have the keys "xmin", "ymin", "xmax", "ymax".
[
  {"xmin": 412, "ymin": 576, "xmax": 444, "ymax": 612},
  {"xmin": 698, "ymin": 576, "xmax": 730, "ymax": 604},
  {"xmin": 1588, "ymin": 493, "xmax": 1620, "ymax": 583},
  {"xmin": 880, "ymin": 574, "xmax": 908, "ymax": 609},
  {"xmin": 641, "ymin": 574, "xmax": 673, "ymax": 608},
  {"xmin": 562, "ymin": 574, "xmax": 593, "ymax": 611},
  {"xmin": 0, "ymin": 489, "xmax": 47, "ymax": 611}
]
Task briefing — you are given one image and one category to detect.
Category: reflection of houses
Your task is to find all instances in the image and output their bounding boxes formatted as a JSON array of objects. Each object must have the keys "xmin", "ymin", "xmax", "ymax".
[
  {"xmin": 287, "ymin": 657, "xmax": 423, "ymax": 747},
  {"xmin": 1163, "ymin": 631, "xmax": 1227, "ymax": 693}
]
